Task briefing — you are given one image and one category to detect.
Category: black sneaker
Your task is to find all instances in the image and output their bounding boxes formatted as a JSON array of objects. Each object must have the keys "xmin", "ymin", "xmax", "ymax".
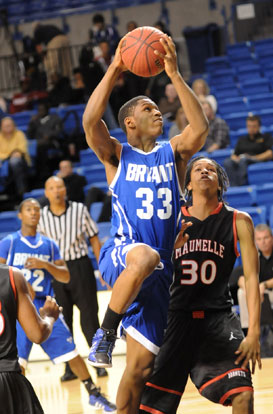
[
  {"xmin": 96, "ymin": 367, "xmax": 108, "ymax": 377},
  {"xmin": 60, "ymin": 362, "xmax": 77, "ymax": 382},
  {"xmin": 88, "ymin": 328, "xmax": 116, "ymax": 367}
]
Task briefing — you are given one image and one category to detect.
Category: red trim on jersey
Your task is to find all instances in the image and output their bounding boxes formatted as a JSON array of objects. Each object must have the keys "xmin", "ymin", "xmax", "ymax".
[
  {"xmin": 9, "ymin": 267, "xmax": 17, "ymax": 301},
  {"xmin": 139, "ymin": 404, "xmax": 165, "ymax": 414},
  {"xmin": 181, "ymin": 202, "xmax": 223, "ymax": 217},
  {"xmin": 219, "ymin": 386, "xmax": 253, "ymax": 406},
  {"xmin": 233, "ymin": 210, "xmax": 240, "ymax": 257},
  {"xmin": 199, "ymin": 368, "xmax": 249, "ymax": 393},
  {"xmin": 146, "ymin": 382, "xmax": 183, "ymax": 396},
  {"xmin": 192, "ymin": 311, "xmax": 205, "ymax": 319}
]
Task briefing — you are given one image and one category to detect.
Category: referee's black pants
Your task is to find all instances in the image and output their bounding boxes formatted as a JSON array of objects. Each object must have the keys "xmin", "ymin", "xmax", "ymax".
[{"xmin": 52, "ymin": 255, "xmax": 99, "ymax": 347}]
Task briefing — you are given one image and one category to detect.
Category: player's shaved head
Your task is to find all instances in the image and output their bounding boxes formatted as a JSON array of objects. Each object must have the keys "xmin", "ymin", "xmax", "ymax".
[{"xmin": 45, "ymin": 176, "xmax": 64, "ymax": 189}]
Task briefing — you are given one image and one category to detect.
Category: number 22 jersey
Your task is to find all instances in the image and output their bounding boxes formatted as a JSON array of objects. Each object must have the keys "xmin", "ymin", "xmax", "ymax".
[
  {"xmin": 170, "ymin": 203, "xmax": 239, "ymax": 311},
  {"xmin": 0, "ymin": 232, "xmax": 61, "ymax": 298}
]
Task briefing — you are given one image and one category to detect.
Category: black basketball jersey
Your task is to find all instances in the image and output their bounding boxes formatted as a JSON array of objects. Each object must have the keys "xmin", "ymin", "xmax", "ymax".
[
  {"xmin": 0, "ymin": 264, "xmax": 20, "ymax": 372},
  {"xmin": 169, "ymin": 203, "xmax": 239, "ymax": 311}
]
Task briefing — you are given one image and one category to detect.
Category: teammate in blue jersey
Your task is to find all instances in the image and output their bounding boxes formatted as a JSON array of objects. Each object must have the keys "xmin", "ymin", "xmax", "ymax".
[
  {"xmin": 0, "ymin": 198, "xmax": 116, "ymax": 412},
  {"xmin": 83, "ymin": 33, "xmax": 208, "ymax": 413}
]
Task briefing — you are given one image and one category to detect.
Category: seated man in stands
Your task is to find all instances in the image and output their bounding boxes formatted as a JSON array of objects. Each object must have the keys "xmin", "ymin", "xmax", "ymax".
[
  {"xmin": 0, "ymin": 117, "xmax": 30, "ymax": 202},
  {"xmin": 236, "ymin": 223, "xmax": 273, "ymax": 356},
  {"xmin": 201, "ymin": 98, "xmax": 230, "ymax": 152},
  {"xmin": 27, "ymin": 102, "xmax": 64, "ymax": 184},
  {"xmin": 158, "ymin": 83, "xmax": 181, "ymax": 121},
  {"xmin": 224, "ymin": 115, "xmax": 273, "ymax": 186}
]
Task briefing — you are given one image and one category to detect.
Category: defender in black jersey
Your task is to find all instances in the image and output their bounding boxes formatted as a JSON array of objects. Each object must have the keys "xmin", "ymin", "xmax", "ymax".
[
  {"xmin": 0, "ymin": 264, "xmax": 60, "ymax": 414},
  {"xmin": 140, "ymin": 157, "xmax": 261, "ymax": 414}
]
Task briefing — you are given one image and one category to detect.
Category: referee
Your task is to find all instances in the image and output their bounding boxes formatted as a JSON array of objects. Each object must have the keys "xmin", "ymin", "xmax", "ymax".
[{"xmin": 38, "ymin": 176, "xmax": 107, "ymax": 379}]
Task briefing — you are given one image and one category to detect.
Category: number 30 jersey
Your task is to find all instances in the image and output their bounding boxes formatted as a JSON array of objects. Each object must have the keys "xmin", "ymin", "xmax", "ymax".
[
  {"xmin": 170, "ymin": 203, "xmax": 239, "ymax": 311},
  {"xmin": 0, "ymin": 232, "xmax": 61, "ymax": 299},
  {"xmin": 110, "ymin": 142, "xmax": 183, "ymax": 256}
]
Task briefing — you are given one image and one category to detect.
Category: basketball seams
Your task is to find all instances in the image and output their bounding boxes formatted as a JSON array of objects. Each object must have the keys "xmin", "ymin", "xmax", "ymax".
[{"xmin": 121, "ymin": 26, "xmax": 165, "ymax": 77}]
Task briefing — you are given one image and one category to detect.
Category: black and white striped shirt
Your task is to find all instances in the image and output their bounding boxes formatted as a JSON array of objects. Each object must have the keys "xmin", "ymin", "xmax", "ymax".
[{"xmin": 38, "ymin": 201, "xmax": 98, "ymax": 261}]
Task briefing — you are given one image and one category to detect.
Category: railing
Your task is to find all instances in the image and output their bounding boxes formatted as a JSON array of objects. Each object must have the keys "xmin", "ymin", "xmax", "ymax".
[{"xmin": 0, "ymin": 44, "xmax": 84, "ymax": 94}]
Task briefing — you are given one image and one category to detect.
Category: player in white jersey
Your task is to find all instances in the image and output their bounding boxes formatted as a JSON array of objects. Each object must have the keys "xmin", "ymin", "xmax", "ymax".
[{"xmin": 83, "ymin": 34, "xmax": 208, "ymax": 413}]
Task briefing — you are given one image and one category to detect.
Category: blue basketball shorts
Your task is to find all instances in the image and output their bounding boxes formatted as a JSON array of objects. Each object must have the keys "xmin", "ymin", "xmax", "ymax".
[
  {"xmin": 17, "ymin": 298, "xmax": 78, "ymax": 368},
  {"xmin": 99, "ymin": 238, "xmax": 173, "ymax": 355}
]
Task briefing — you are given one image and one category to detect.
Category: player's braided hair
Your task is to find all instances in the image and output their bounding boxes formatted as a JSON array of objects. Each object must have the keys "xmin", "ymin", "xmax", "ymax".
[
  {"xmin": 184, "ymin": 156, "xmax": 229, "ymax": 205},
  {"xmin": 118, "ymin": 95, "xmax": 148, "ymax": 133}
]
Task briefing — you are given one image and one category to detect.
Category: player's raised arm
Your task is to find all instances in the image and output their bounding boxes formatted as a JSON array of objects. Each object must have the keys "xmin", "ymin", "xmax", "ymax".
[
  {"xmin": 158, "ymin": 36, "xmax": 208, "ymax": 159},
  {"xmin": 13, "ymin": 267, "xmax": 60, "ymax": 344},
  {"xmin": 235, "ymin": 212, "xmax": 261, "ymax": 373},
  {"xmin": 82, "ymin": 40, "xmax": 127, "ymax": 163}
]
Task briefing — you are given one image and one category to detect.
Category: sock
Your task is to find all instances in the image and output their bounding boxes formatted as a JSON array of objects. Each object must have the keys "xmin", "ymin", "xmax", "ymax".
[
  {"xmin": 101, "ymin": 306, "xmax": 124, "ymax": 333},
  {"xmin": 83, "ymin": 377, "xmax": 97, "ymax": 395}
]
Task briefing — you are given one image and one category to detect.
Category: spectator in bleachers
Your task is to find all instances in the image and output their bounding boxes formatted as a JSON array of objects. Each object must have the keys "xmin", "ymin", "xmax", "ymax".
[
  {"xmin": 223, "ymin": 115, "xmax": 273, "ymax": 186},
  {"xmin": 235, "ymin": 224, "xmax": 273, "ymax": 355},
  {"xmin": 90, "ymin": 13, "xmax": 120, "ymax": 55},
  {"xmin": 0, "ymin": 117, "xmax": 30, "ymax": 201},
  {"xmin": 158, "ymin": 83, "xmax": 181, "ymax": 121},
  {"xmin": 168, "ymin": 107, "xmax": 188, "ymax": 139},
  {"xmin": 48, "ymin": 72, "xmax": 74, "ymax": 108},
  {"xmin": 154, "ymin": 20, "xmax": 172, "ymax": 36},
  {"xmin": 126, "ymin": 20, "xmax": 138, "ymax": 33},
  {"xmin": 9, "ymin": 77, "xmax": 48, "ymax": 114},
  {"xmin": 57, "ymin": 159, "xmax": 87, "ymax": 203},
  {"xmin": 33, "ymin": 22, "xmax": 72, "ymax": 81},
  {"xmin": 27, "ymin": 102, "xmax": 64, "ymax": 183},
  {"xmin": 192, "ymin": 78, "xmax": 217, "ymax": 113},
  {"xmin": 201, "ymin": 98, "xmax": 230, "ymax": 152}
]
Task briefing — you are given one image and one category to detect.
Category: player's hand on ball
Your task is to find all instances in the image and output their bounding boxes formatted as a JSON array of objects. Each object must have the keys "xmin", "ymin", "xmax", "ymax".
[
  {"xmin": 112, "ymin": 38, "xmax": 128, "ymax": 72},
  {"xmin": 156, "ymin": 35, "xmax": 178, "ymax": 78},
  {"xmin": 40, "ymin": 296, "xmax": 62, "ymax": 321}
]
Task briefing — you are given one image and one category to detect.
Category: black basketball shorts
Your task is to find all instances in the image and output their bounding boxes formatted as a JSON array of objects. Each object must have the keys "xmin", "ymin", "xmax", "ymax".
[{"xmin": 140, "ymin": 309, "xmax": 253, "ymax": 414}]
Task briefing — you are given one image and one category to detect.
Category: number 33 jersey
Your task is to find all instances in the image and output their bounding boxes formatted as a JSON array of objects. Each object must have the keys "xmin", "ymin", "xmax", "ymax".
[
  {"xmin": 0, "ymin": 232, "xmax": 61, "ymax": 298},
  {"xmin": 170, "ymin": 203, "xmax": 239, "ymax": 311},
  {"xmin": 110, "ymin": 142, "xmax": 183, "ymax": 255}
]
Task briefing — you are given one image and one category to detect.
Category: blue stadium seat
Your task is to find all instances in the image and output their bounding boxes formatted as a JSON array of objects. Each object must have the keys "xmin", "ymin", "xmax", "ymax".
[
  {"xmin": 217, "ymin": 97, "xmax": 248, "ymax": 116},
  {"xmin": 205, "ymin": 56, "xmax": 230, "ymax": 72},
  {"xmin": 248, "ymin": 162, "xmax": 273, "ymax": 185},
  {"xmin": 208, "ymin": 68, "xmax": 236, "ymax": 86},
  {"xmin": 255, "ymin": 108, "xmax": 273, "ymax": 126},
  {"xmin": 90, "ymin": 202, "xmax": 103, "ymax": 223},
  {"xmin": 23, "ymin": 188, "xmax": 44, "ymax": 200},
  {"xmin": 226, "ymin": 42, "xmax": 252, "ymax": 58},
  {"xmin": 0, "ymin": 211, "xmax": 20, "ymax": 232},
  {"xmin": 109, "ymin": 128, "xmax": 127, "ymax": 143},
  {"xmin": 223, "ymin": 112, "xmax": 249, "ymax": 131},
  {"xmin": 239, "ymin": 206, "xmax": 267, "ymax": 227},
  {"xmin": 213, "ymin": 86, "xmax": 241, "ymax": 100},
  {"xmin": 229, "ymin": 130, "xmax": 246, "ymax": 148},
  {"xmin": 27, "ymin": 140, "xmax": 37, "ymax": 158},
  {"xmin": 224, "ymin": 185, "xmax": 257, "ymax": 208},
  {"xmin": 236, "ymin": 64, "xmax": 262, "ymax": 83},
  {"xmin": 240, "ymin": 78, "xmax": 271, "ymax": 96},
  {"xmin": 79, "ymin": 148, "xmax": 100, "ymax": 166},
  {"xmin": 84, "ymin": 182, "xmax": 108, "ymax": 195},
  {"xmin": 81, "ymin": 164, "xmax": 106, "ymax": 185},
  {"xmin": 247, "ymin": 93, "xmax": 273, "ymax": 111},
  {"xmin": 269, "ymin": 205, "xmax": 273, "ymax": 230},
  {"xmin": 256, "ymin": 183, "xmax": 273, "ymax": 215},
  {"xmin": 207, "ymin": 148, "xmax": 233, "ymax": 166}
]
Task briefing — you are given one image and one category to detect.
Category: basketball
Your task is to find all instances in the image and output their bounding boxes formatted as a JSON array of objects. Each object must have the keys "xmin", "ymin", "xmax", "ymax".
[{"xmin": 120, "ymin": 26, "xmax": 166, "ymax": 77}]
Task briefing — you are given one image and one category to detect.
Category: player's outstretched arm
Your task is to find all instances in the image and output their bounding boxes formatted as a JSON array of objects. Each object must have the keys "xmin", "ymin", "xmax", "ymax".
[
  {"xmin": 235, "ymin": 212, "xmax": 262, "ymax": 374},
  {"xmin": 24, "ymin": 257, "xmax": 70, "ymax": 283},
  {"xmin": 157, "ymin": 36, "xmax": 208, "ymax": 159},
  {"xmin": 82, "ymin": 39, "xmax": 127, "ymax": 163},
  {"xmin": 13, "ymin": 267, "xmax": 61, "ymax": 344}
]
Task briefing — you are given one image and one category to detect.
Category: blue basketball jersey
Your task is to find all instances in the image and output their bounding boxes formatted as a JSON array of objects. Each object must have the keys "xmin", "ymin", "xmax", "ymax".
[
  {"xmin": 110, "ymin": 142, "xmax": 183, "ymax": 256},
  {"xmin": 1, "ymin": 231, "xmax": 61, "ymax": 298}
]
